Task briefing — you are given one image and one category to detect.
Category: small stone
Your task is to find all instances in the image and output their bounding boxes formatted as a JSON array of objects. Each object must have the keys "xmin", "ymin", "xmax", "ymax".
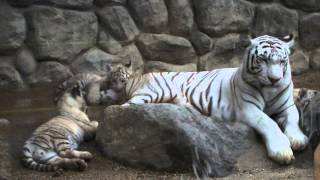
[{"xmin": 0, "ymin": 119, "xmax": 10, "ymax": 127}]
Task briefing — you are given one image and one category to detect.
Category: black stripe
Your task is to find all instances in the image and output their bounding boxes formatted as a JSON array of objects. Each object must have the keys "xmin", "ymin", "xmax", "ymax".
[
  {"xmin": 267, "ymin": 83, "xmax": 291, "ymax": 105},
  {"xmin": 152, "ymin": 73, "xmax": 165, "ymax": 103},
  {"xmin": 240, "ymin": 95, "xmax": 261, "ymax": 110},
  {"xmin": 171, "ymin": 72, "xmax": 180, "ymax": 81},
  {"xmin": 199, "ymin": 92, "xmax": 204, "ymax": 112},
  {"xmin": 160, "ymin": 73, "xmax": 172, "ymax": 99},
  {"xmin": 146, "ymin": 84, "xmax": 158, "ymax": 102},
  {"xmin": 131, "ymin": 93, "xmax": 153, "ymax": 103},
  {"xmin": 277, "ymin": 96, "xmax": 290, "ymax": 111},
  {"xmin": 23, "ymin": 147, "xmax": 31, "ymax": 153},
  {"xmin": 217, "ymin": 80, "xmax": 223, "ymax": 108},
  {"xmin": 207, "ymin": 97, "xmax": 213, "ymax": 116},
  {"xmin": 56, "ymin": 141, "xmax": 70, "ymax": 148}
]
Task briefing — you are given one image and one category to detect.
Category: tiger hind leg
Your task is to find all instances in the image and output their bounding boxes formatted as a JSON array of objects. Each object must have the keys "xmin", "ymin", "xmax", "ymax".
[
  {"xmin": 59, "ymin": 150, "xmax": 93, "ymax": 161},
  {"xmin": 51, "ymin": 157, "xmax": 88, "ymax": 171}
]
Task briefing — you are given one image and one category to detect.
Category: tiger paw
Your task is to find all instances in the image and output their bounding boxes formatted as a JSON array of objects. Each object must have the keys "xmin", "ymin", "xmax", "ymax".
[
  {"xmin": 81, "ymin": 151, "xmax": 93, "ymax": 161},
  {"xmin": 284, "ymin": 126, "xmax": 308, "ymax": 151},
  {"xmin": 266, "ymin": 134, "xmax": 294, "ymax": 164},
  {"xmin": 75, "ymin": 159, "xmax": 88, "ymax": 171}
]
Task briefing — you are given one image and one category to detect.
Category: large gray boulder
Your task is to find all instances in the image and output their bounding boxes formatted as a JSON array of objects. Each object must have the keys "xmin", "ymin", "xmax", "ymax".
[
  {"xmin": 281, "ymin": 0, "xmax": 320, "ymax": 12},
  {"xmin": 70, "ymin": 48, "xmax": 119, "ymax": 76},
  {"xmin": 194, "ymin": 0, "xmax": 255, "ymax": 36},
  {"xmin": 166, "ymin": 0, "xmax": 194, "ymax": 36},
  {"xmin": 252, "ymin": 4, "xmax": 298, "ymax": 37},
  {"xmin": 97, "ymin": 28, "xmax": 122, "ymax": 55},
  {"xmin": 15, "ymin": 46, "xmax": 37, "ymax": 76},
  {"xmin": 119, "ymin": 44, "xmax": 144, "ymax": 73},
  {"xmin": 94, "ymin": 0, "xmax": 127, "ymax": 6},
  {"xmin": 25, "ymin": 6, "xmax": 98, "ymax": 62},
  {"xmin": 300, "ymin": 13, "xmax": 320, "ymax": 50},
  {"xmin": 144, "ymin": 61, "xmax": 197, "ymax": 73},
  {"xmin": 189, "ymin": 31, "xmax": 213, "ymax": 56},
  {"xmin": 27, "ymin": 61, "xmax": 72, "ymax": 84},
  {"xmin": 98, "ymin": 6, "xmax": 139, "ymax": 43},
  {"xmin": 96, "ymin": 104, "xmax": 255, "ymax": 177},
  {"xmin": 128, "ymin": 0, "xmax": 168, "ymax": 33},
  {"xmin": 136, "ymin": 33, "xmax": 197, "ymax": 65},
  {"xmin": 0, "ymin": 1, "xmax": 26, "ymax": 54}
]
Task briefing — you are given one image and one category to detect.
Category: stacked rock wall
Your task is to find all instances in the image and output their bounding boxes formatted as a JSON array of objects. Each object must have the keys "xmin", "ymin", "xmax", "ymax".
[{"xmin": 0, "ymin": 0, "xmax": 319, "ymax": 88}]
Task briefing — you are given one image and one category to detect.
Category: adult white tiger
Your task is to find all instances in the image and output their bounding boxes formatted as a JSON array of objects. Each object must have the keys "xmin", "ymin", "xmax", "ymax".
[{"xmin": 122, "ymin": 34, "xmax": 308, "ymax": 164}]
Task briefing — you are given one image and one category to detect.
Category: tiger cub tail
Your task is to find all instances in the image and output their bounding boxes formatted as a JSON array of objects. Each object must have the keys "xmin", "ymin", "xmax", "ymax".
[{"xmin": 21, "ymin": 147, "xmax": 63, "ymax": 176}]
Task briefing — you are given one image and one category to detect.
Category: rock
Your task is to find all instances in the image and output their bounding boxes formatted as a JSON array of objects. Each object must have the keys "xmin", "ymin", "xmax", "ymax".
[
  {"xmin": 199, "ymin": 52, "xmax": 242, "ymax": 71},
  {"xmin": 300, "ymin": 13, "xmax": 320, "ymax": 50},
  {"xmin": 252, "ymin": 4, "xmax": 298, "ymax": 37},
  {"xmin": 213, "ymin": 34, "xmax": 241, "ymax": 55},
  {"xmin": 15, "ymin": 47, "xmax": 37, "ymax": 75},
  {"xmin": 290, "ymin": 50, "xmax": 309, "ymax": 75},
  {"xmin": 136, "ymin": 33, "xmax": 197, "ymax": 65},
  {"xmin": 98, "ymin": 6, "xmax": 139, "ymax": 43},
  {"xmin": 119, "ymin": 44, "xmax": 144, "ymax": 74},
  {"xmin": 128, "ymin": 0, "xmax": 168, "ymax": 33},
  {"xmin": 189, "ymin": 31, "xmax": 213, "ymax": 55},
  {"xmin": 0, "ymin": 119, "xmax": 10, "ymax": 127},
  {"xmin": 194, "ymin": 0, "xmax": 255, "ymax": 36},
  {"xmin": 0, "ymin": 63, "xmax": 24, "ymax": 88},
  {"xmin": 0, "ymin": 1, "xmax": 26, "ymax": 54},
  {"xmin": 281, "ymin": 0, "xmax": 320, "ymax": 12},
  {"xmin": 310, "ymin": 49, "xmax": 320, "ymax": 70},
  {"xmin": 96, "ymin": 104, "xmax": 254, "ymax": 177},
  {"xmin": 70, "ymin": 48, "xmax": 118, "ymax": 76},
  {"xmin": 8, "ymin": 0, "xmax": 93, "ymax": 8},
  {"xmin": 97, "ymin": 28, "xmax": 122, "ymax": 55},
  {"xmin": 144, "ymin": 61, "xmax": 197, "ymax": 73},
  {"xmin": 245, "ymin": 0, "xmax": 273, "ymax": 1},
  {"xmin": 94, "ymin": 0, "xmax": 127, "ymax": 6},
  {"xmin": 27, "ymin": 61, "xmax": 72, "ymax": 84},
  {"xmin": 166, "ymin": 0, "xmax": 194, "ymax": 36},
  {"xmin": 25, "ymin": 6, "xmax": 98, "ymax": 62}
]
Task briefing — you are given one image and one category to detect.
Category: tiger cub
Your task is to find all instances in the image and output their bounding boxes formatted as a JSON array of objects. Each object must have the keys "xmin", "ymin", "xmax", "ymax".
[
  {"xmin": 56, "ymin": 63, "xmax": 132, "ymax": 106},
  {"xmin": 21, "ymin": 83, "xmax": 98, "ymax": 175}
]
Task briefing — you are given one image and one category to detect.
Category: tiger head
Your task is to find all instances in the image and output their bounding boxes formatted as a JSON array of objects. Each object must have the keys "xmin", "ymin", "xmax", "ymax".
[
  {"xmin": 57, "ymin": 83, "xmax": 87, "ymax": 113},
  {"xmin": 242, "ymin": 34, "xmax": 294, "ymax": 88},
  {"xmin": 108, "ymin": 61, "xmax": 133, "ymax": 92}
]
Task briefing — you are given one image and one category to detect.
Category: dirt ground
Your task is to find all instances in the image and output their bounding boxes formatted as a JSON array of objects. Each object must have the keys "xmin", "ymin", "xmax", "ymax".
[{"xmin": 0, "ymin": 71, "xmax": 319, "ymax": 180}]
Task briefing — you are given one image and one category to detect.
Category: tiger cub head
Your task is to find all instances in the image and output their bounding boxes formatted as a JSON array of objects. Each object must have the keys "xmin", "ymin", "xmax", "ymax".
[
  {"xmin": 56, "ymin": 83, "xmax": 87, "ymax": 113},
  {"xmin": 108, "ymin": 61, "xmax": 133, "ymax": 92},
  {"xmin": 242, "ymin": 34, "xmax": 294, "ymax": 88},
  {"xmin": 294, "ymin": 88, "xmax": 319, "ymax": 109}
]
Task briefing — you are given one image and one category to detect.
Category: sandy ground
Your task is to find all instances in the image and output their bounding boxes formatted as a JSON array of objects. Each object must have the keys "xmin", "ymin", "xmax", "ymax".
[{"xmin": 0, "ymin": 70, "xmax": 319, "ymax": 180}]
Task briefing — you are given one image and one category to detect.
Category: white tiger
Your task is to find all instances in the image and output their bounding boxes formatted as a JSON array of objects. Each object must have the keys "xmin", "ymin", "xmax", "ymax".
[{"xmin": 122, "ymin": 34, "xmax": 308, "ymax": 164}]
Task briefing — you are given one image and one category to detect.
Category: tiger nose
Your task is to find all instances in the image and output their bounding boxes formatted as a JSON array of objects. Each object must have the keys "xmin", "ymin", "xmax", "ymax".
[{"xmin": 268, "ymin": 76, "xmax": 281, "ymax": 84}]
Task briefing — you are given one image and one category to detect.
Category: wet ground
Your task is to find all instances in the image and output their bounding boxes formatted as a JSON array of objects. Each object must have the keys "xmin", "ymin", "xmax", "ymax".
[{"xmin": 1, "ymin": 71, "xmax": 320, "ymax": 180}]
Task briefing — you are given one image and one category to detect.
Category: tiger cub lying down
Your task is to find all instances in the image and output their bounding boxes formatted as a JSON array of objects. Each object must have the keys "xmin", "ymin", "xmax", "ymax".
[
  {"xmin": 121, "ymin": 34, "xmax": 308, "ymax": 164},
  {"xmin": 21, "ymin": 83, "xmax": 98, "ymax": 175},
  {"xmin": 56, "ymin": 63, "xmax": 132, "ymax": 106}
]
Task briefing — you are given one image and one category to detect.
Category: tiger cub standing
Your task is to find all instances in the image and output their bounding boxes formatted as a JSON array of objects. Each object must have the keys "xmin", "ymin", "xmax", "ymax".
[
  {"xmin": 56, "ymin": 63, "xmax": 132, "ymax": 106},
  {"xmin": 122, "ymin": 34, "xmax": 308, "ymax": 164},
  {"xmin": 21, "ymin": 83, "xmax": 98, "ymax": 175}
]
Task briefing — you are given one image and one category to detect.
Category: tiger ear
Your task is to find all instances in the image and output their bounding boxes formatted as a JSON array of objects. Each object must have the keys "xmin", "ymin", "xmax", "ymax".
[{"xmin": 282, "ymin": 34, "xmax": 294, "ymax": 49}]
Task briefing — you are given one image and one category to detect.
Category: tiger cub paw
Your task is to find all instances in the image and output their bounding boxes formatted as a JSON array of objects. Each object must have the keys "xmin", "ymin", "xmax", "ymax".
[
  {"xmin": 80, "ymin": 151, "xmax": 93, "ymax": 161},
  {"xmin": 267, "ymin": 134, "xmax": 294, "ymax": 164},
  {"xmin": 75, "ymin": 159, "xmax": 88, "ymax": 171},
  {"xmin": 121, "ymin": 103, "xmax": 130, "ymax": 107},
  {"xmin": 284, "ymin": 126, "xmax": 308, "ymax": 151}
]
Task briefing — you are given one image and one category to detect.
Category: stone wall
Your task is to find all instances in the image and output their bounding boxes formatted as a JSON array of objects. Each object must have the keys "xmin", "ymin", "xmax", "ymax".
[{"xmin": 0, "ymin": 0, "xmax": 319, "ymax": 88}]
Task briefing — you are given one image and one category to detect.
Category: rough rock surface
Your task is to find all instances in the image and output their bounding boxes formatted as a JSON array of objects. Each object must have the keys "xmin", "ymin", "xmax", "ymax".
[
  {"xmin": 166, "ymin": 0, "xmax": 194, "ymax": 36},
  {"xmin": 144, "ymin": 61, "xmax": 197, "ymax": 73},
  {"xmin": 252, "ymin": 4, "xmax": 298, "ymax": 37},
  {"xmin": 290, "ymin": 50, "xmax": 309, "ymax": 75},
  {"xmin": 97, "ymin": 28, "xmax": 122, "ymax": 55},
  {"xmin": 96, "ymin": 104, "xmax": 255, "ymax": 177},
  {"xmin": 25, "ymin": 6, "xmax": 97, "ymax": 62},
  {"xmin": 15, "ymin": 47, "xmax": 37, "ymax": 76},
  {"xmin": 119, "ymin": 44, "xmax": 144, "ymax": 73},
  {"xmin": 0, "ymin": 63, "xmax": 24, "ymax": 88},
  {"xmin": 299, "ymin": 13, "xmax": 320, "ymax": 50},
  {"xmin": 189, "ymin": 31, "xmax": 213, "ymax": 55},
  {"xmin": 8, "ymin": 0, "xmax": 93, "ymax": 8},
  {"xmin": 200, "ymin": 53, "xmax": 242, "ymax": 70},
  {"xmin": 194, "ymin": 0, "xmax": 255, "ymax": 36},
  {"xmin": 310, "ymin": 49, "xmax": 320, "ymax": 70},
  {"xmin": 70, "ymin": 48, "xmax": 118, "ymax": 75},
  {"xmin": 27, "ymin": 61, "xmax": 72, "ymax": 84},
  {"xmin": 128, "ymin": 0, "xmax": 168, "ymax": 33},
  {"xmin": 136, "ymin": 33, "xmax": 197, "ymax": 65},
  {"xmin": 281, "ymin": 0, "xmax": 320, "ymax": 12},
  {"xmin": 0, "ymin": 1, "xmax": 26, "ymax": 53},
  {"xmin": 98, "ymin": 6, "xmax": 139, "ymax": 43},
  {"xmin": 94, "ymin": 0, "xmax": 127, "ymax": 6}
]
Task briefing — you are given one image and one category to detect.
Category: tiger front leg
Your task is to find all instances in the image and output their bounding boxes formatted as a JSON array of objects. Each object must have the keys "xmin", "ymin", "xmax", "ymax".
[
  {"xmin": 240, "ymin": 105, "xmax": 294, "ymax": 164},
  {"xmin": 50, "ymin": 156, "xmax": 88, "ymax": 171},
  {"xmin": 276, "ymin": 105, "xmax": 308, "ymax": 151}
]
